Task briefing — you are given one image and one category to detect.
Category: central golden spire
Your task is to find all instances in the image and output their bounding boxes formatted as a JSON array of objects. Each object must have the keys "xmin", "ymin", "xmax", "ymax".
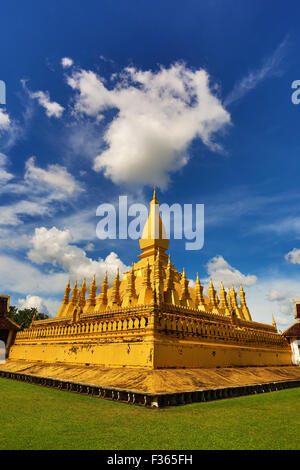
[{"xmin": 139, "ymin": 186, "xmax": 169, "ymax": 259}]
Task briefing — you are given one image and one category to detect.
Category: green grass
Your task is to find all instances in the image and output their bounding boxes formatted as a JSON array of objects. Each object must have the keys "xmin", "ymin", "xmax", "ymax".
[{"xmin": 0, "ymin": 377, "xmax": 299, "ymax": 450}]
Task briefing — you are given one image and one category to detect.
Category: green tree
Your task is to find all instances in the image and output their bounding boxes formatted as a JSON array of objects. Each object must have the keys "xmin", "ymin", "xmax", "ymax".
[{"xmin": 7, "ymin": 306, "xmax": 49, "ymax": 330}]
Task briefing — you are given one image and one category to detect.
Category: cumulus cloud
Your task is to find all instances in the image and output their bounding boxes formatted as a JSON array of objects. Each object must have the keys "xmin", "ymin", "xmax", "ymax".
[
  {"xmin": 27, "ymin": 226, "xmax": 129, "ymax": 283},
  {"xmin": 18, "ymin": 295, "xmax": 49, "ymax": 314},
  {"xmin": 61, "ymin": 57, "xmax": 73, "ymax": 68},
  {"xmin": 206, "ymin": 255, "xmax": 257, "ymax": 288},
  {"xmin": 285, "ymin": 248, "xmax": 300, "ymax": 265},
  {"xmin": 67, "ymin": 63, "xmax": 230, "ymax": 188}
]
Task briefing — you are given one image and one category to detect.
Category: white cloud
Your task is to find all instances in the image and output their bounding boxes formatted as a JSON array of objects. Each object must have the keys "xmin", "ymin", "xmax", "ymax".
[
  {"xmin": 22, "ymin": 81, "xmax": 64, "ymax": 118},
  {"xmin": 27, "ymin": 226, "xmax": 129, "ymax": 283},
  {"xmin": 24, "ymin": 156, "xmax": 81, "ymax": 199},
  {"xmin": 285, "ymin": 248, "xmax": 300, "ymax": 265},
  {"xmin": 244, "ymin": 277, "xmax": 300, "ymax": 329},
  {"xmin": 203, "ymin": 256, "xmax": 299, "ymax": 328},
  {"xmin": 0, "ymin": 254, "xmax": 68, "ymax": 295},
  {"xmin": 0, "ymin": 153, "xmax": 13, "ymax": 184},
  {"xmin": 268, "ymin": 289, "xmax": 286, "ymax": 301},
  {"xmin": 0, "ymin": 108, "xmax": 10, "ymax": 131},
  {"xmin": 0, "ymin": 200, "xmax": 49, "ymax": 226},
  {"xmin": 18, "ymin": 295, "xmax": 49, "ymax": 314},
  {"xmin": 206, "ymin": 255, "xmax": 257, "ymax": 288},
  {"xmin": 57, "ymin": 209, "xmax": 97, "ymax": 243},
  {"xmin": 274, "ymin": 315, "xmax": 291, "ymax": 326},
  {"xmin": 0, "ymin": 228, "xmax": 30, "ymax": 251},
  {"xmin": 265, "ymin": 282, "xmax": 300, "ymax": 320},
  {"xmin": 224, "ymin": 36, "xmax": 288, "ymax": 106},
  {"xmin": 85, "ymin": 242, "xmax": 95, "ymax": 251},
  {"xmin": 31, "ymin": 90, "xmax": 64, "ymax": 118},
  {"xmin": 0, "ymin": 157, "xmax": 83, "ymax": 226},
  {"xmin": 61, "ymin": 57, "xmax": 73, "ymax": 68},
  {"xmin": 67, "ymin": 63, "xmax": 230, "ymax": 188}
]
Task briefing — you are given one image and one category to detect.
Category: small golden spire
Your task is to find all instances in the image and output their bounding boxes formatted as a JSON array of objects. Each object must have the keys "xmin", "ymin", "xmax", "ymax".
[
  {"xmin": 219, "ymin": 281, "xmax": 230, "ymax": 315},
  {"xmin": 152, "ymin": 184, "xmax": 158, "ymax": 204},
  {"xmin": 194, "ymin": 273, "xmax": 205, "ymax": 310},
  {"xmin": 85, "ymin": 274, "xmax": 97, "ymax": 310},
  {"xmin": 272, "ymin": 314, "xmax": 277, "ymax": 330},
  {"xmin": 62, "ymin": 280, "xmax": 71, "ymax": 305},
  {"xmin": 70, "ymin": 281, "xmax": 78, "ymax": 305},
  {"xmin": 180, "ymin": 267, "xmax": 191, "ymax": 303},
  {"xmin": 208, "ymin": 278, "xmax": 219, "ymax": 312},
  {"xmin": 111, "ymin": 267, "xmax": 121, "ymax": 306}
]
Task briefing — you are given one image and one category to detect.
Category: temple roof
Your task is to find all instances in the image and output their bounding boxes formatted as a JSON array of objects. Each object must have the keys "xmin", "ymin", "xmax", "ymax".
[
  {"xmin": 0, "ymin": 316, "xmax": 21, "ymax": 331},
  {"xmin": 282, "ymin": 321, "xmax": 300, "ymax": 338}
]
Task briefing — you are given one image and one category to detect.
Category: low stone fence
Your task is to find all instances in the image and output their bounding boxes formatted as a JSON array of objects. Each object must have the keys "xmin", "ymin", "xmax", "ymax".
[{"xmin": 1, "ymin": 369, "xmax": 300, "ymax": 408}]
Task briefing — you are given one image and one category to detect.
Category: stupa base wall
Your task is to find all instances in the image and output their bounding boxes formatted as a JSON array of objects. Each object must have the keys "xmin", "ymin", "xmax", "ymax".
[
  {"xmin": 153, "ymin": 338, "xmax": 291, "ymax": 368},
  {"xmin": 9, "ymin": 336, "xmax": 291, "ymax": 369},
  {"xmin": 8, "ymin": 339, "xmax": 155, "ymax": 369}
]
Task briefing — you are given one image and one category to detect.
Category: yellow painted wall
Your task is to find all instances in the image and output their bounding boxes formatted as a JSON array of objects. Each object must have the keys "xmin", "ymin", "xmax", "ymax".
[
  {"xmin": 9, "ymin": 334, "xmax": 291, "ymax": 369},
  {"xmin": 153, "ymin": 337, "xmax": 292, "ymax": 368},
  {"xmin": 9, "ymin": 339, "xmax": 154, "ymax": 368}
]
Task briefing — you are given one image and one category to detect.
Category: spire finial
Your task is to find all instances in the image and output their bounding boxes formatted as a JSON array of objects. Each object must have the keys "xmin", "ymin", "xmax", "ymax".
[{"xmin": 152, "ymin": 184, "xmax": 159, "ymax": 204}]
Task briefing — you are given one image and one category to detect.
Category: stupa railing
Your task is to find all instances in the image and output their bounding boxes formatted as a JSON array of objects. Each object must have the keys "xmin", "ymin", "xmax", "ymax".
[
  {"xmin": 155, "ymin": 310, "xmax": 288, "ymax": 349},
  {"xmin": 14, "ymin": 302, "xmax": 289, "ymax": 350}
]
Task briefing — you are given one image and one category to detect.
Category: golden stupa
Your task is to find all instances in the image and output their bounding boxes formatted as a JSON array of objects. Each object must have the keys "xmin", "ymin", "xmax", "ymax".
[{"xmin": 8, "ymin": 189, "xmax": 291, "ymax": 369}]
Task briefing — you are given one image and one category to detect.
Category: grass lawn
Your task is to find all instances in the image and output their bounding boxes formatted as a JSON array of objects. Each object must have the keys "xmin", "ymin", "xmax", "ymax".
[{"xmin": 0, "ymin": 377, "xmax": 299, "ymax": 450}]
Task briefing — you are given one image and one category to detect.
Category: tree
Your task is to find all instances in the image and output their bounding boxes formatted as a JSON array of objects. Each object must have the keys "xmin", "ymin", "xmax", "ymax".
[{"xmin": 7, "ymin": 306, "xmax": 49, "ymax": 330}]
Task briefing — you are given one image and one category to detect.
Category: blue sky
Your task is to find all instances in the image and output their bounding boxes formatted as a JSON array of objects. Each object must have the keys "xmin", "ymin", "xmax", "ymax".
[{"xmin": 1, "ymin": 0, "xmax": 300, "ymax": 328}]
